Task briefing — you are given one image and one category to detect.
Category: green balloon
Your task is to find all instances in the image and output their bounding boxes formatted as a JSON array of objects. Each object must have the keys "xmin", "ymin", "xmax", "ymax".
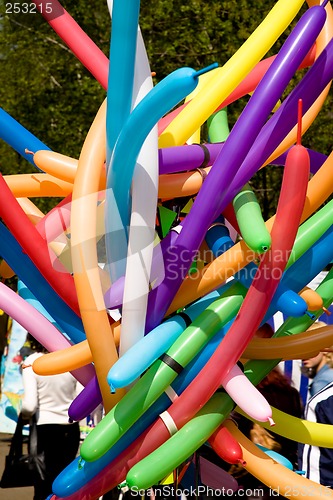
[
  {"xmin": 80, "ymin": 280, "xmax": 247, "ymax": 462},
  {"xmin": 126, "ymin": 392, "xmax": 234, "ymax": 490},
  {"xmin": 286, "ymin": 198, "xmax": 333, "ymax": 270},
  {"xmin": 207, "ymin": 108, "xmax": 230, "ymax": 143},
  {"xmin": 233, "ymin": 183, "xmax": 271, "ymax": 253}
]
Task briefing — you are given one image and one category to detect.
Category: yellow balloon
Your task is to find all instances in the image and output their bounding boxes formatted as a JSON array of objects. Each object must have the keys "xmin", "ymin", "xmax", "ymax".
[
  {"xmin": 236, "ymin": 406, "xmax": 333, "ymax": 448},
  {"xmin": 159, "ymin": 0, "xmax": 304, "ymax": 147}
]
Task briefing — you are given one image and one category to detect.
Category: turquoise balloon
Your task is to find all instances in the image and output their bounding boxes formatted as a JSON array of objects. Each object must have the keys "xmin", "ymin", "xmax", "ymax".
[
  {"xmin": 107, "ymin": 281, "xmax": 235, "ymax": 390},
  {"xmin": 105, "ymin": 64, "xmax": 217, "ymax": 282},
  {"xmin": 255, "ymin": 444, "xmax": 294, "ymax": 470},
  {"xmin": 106, "ymin": 0, "xmax": 141, "ymax": 161}
]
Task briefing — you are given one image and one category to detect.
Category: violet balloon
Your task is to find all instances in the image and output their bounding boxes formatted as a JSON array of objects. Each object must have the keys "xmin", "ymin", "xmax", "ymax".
[{"xmin": 145, "ymin": 4, "xmax": 326, "ymax": 332}]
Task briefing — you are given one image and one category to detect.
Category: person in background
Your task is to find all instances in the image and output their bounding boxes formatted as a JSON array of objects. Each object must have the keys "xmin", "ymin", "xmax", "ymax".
[
  {"xmin": 0, "ymin": 310, "xmax": 10, "ymax": 393},
  {"xmin": 301, "ymin": 322, "xmax": 333, "ymax": 398},
  {"xmin": 299, "ymin": 323, "xmax": 333, "ymax": 488},
  {"xmin": 21, "ymin": 334, "xmax": 80, "ymax": 500}
]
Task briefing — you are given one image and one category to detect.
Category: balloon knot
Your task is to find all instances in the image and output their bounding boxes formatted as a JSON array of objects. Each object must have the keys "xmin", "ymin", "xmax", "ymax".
[{"xmin": 267, "ymin": 417, "xmax": 275, "ymax": 427}]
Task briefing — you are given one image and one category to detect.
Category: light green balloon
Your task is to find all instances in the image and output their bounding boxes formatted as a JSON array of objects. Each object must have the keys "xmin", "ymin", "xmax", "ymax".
[
  {"xmin": 80, "ymin": 280, "xmax": 247, "ymax": 462},
  {"xmin": 207, "ymin": 108, "xmax": 230, "ymax": 143},
  {"xmin": 126, "ymin": 392, "xmax": 234, "ymax": 490},
  {"xmin": 233, "ymin": 183, "xmax": 271, "ymax": 253},
  {"xmin": 286, "ymin": 198, "xmax": 333, "ymax": 269}
]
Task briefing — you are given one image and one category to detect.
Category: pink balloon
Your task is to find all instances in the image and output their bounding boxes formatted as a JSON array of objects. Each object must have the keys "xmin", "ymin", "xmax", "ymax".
[
  {"xmin": 0, "ymin": 282, "xmax": 94, "ymax": 386},
  {"xmin": 221, "ymin": 364, "xmax": 274, "ymax": 424}
]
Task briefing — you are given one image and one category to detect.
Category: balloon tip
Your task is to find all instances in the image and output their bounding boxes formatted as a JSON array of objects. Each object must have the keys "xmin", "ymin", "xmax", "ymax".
[
  {"xmin": 68, "ymin": 417, "xmax": 74, "ymax": 423},
  {"xmin": 306, "ymin": 311, "xmax": 316, "ymax": 320},
  {"xmin": 110, "ymin": 383, "xmax": 116, "ymax": 394},
  {"xmin": 78, "ymin": 457, "xmax": 85, "ymax": 470},
  {"xmin": 237, "ymin": 459, "xmax": 247, "ymax": 466},
  {"xmin": 323, "ymin": 307, "xmax": 332, "ymax": 316},
  {"xmin": 25, "ymin": 149, "xmax": 34, "ymax": 156},
  {"xmin": 322, "ymin": 0, "xmax": 330, "ymax": 8},
  {"xmin": 194, "ymin": 62, "xmax": 218, "ymax": 78},
  {"xmin": 297, "ymin": 99, "xmax": 303, "ymax": 146},
  {"xmin": 118, "ymin": 482, "xmax": 129, "ymax": 492},
  {"xmin": 267, "ymin": 417, "xmax": 275, "ymax": 427}
]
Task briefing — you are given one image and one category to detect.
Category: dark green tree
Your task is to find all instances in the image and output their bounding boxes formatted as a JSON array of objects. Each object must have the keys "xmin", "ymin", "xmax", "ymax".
[{"xmin": 0, "ymin": 0, "xmax": 331, "ymax": 217}]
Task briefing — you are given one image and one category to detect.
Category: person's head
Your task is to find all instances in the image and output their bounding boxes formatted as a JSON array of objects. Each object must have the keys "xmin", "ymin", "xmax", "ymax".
[
  {"xmin": 301, "ymin": 353, "xmax": 325, "ymax": 378},
  {"xmin": 25, "ymin": 333, "xmax": 47, "ymax": 354},
  {"xmin": 302, "ymin": 321, "xmax": 329, "ymax": 378},
  {"xmin": 255, "ymin": 323, "xmax": 274, "ymax": 339},
  {"xmin": 258, "ymin": 366, "xmax": 292, "ymax": 390}
]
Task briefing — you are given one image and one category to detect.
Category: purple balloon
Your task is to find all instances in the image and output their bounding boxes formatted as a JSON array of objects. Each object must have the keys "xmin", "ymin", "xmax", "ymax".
[
  {"xmin": 159, "ymin": 142, "xmax": 223, "ymax": 174},
  {"xmin": 68, "ymin": 375, "xmax": 102, "ymax": 422},
  {"xmin": 144, "ymin": 4, "xmax": 328, "ymax": 332}
]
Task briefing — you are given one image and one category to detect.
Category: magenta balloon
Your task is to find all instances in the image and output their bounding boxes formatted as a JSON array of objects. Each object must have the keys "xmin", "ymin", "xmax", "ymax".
[{"xmin": 145, "ymin": 4, "xmax": 327, "ymax": 332}]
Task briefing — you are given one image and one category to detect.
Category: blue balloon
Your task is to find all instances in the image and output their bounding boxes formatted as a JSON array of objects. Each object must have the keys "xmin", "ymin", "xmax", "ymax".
[
  {"xmin": 107, "ymin": 280, "xmax": 236, "ymax": 390},
  {"xmin": 106, "ymin": 0, "xmax": 141, "ymax": 161},
  {"xmin": 0, "ymin": 108, "xmax": 50, "ymax": 169},
  {"xmin": 205, "ymin": 216, "xmax": 234, "ymax": 256}
]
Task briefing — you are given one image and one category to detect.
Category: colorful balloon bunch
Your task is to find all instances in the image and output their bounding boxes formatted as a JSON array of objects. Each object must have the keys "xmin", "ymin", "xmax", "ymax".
[{"xmin": 2, "ymin": 0, "xmax": 333, "ymax": 499}]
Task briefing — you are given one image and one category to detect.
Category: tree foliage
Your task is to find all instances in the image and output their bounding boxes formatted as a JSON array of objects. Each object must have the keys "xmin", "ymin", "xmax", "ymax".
[{"xmin": 0, "ymin": 0, "xmax": 332, "ymax": 217}]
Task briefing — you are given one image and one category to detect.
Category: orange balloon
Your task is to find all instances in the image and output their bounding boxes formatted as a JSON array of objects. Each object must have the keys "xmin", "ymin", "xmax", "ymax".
[
  {"xmin": 243, "ymin": 325, "xmax": 333, "ymax": 360},
  {"xmin": 299, "ymin": 287, "xmax": 324, "ymax": 311},
  {"xmin": 32, "ymin": 321, "xmax": 121, "ymax": 376},
  {"xmin": 3, "ymin": 173, "xmax": 73, "ymax": 198},
  {"xmin": 70, "ymin": 99, "xmax": 124, "ymax": 413}
]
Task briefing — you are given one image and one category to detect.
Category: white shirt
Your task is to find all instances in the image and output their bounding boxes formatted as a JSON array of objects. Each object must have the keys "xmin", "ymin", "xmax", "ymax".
[{"xmin": 21, "ymin": 352, "xmax": 77, "ymax": 425}]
